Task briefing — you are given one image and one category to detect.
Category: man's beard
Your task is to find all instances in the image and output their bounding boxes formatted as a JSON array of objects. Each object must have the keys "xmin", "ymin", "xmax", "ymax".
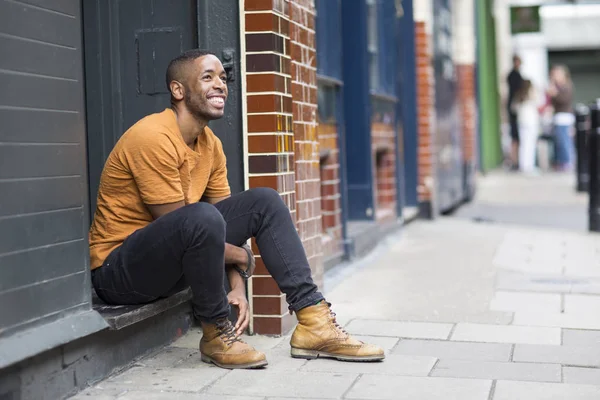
[{"xmin": 183, "ymin": 89, "xmax": 210, "ymax": 122}]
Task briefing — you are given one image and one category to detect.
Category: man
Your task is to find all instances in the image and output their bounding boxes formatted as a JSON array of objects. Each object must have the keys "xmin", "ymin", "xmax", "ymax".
[
  {"xmin": 507, "ymin": 55, "xmax": 524, "ymax": 170},
  {"xmin": 89, "ymin": 49, "xmax": 384, "ymax": 369}
]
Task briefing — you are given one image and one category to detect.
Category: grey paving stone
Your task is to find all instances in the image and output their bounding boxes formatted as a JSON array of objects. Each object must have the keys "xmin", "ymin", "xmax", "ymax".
[
  {"xmin": 513, "ymin": 311, "xmax": 600, "ymax": 330},
  {"xmin": 345, "ymin": 319, "xmax": 454, "ymax": 339},
  {"xmin": 170, "ymin": 329, "xmax": 202, "ymax": 349},
  {"xmin": 563, "ymin": 329, "xmax": 600, "ymax": 346},
  {"xmin": 513, "ymin": 344, "xmax": 600, "ymax": 367},
  {"xmin": 104, "ymin": 366, "xmax": 227, "ymax": 392},
  {"xmin": 68, "ymin": 388, "xmax": 122, "ymax": 400},
  {"xmin": 451, "ymin": 323, "xmax": 561, "ymax": 345},
  {"xmin": 431, "ymin": 359, "xmax": 561, "ymax": 383},
  {"xmin": 563, "ymin": 367, "xmax": 600, "ymax": 385},
  {"xmin": 206, "ymin": 370, "xmax": 357, "ymax": 398},
  {"xmin": 489, "ymin": 291, "xmax": 561, "ymax": 313},
  {"xmin": 300, "ymin": 354, "xmax": 436, "ymax": 376},
  {"xmin": 352, "ymin": 335, "xmax": 400, "ymax": 351},
  {"xmin": 393, "ymin": 339, "xmax": 512, "ymax": 362},
  {"xmin": 565, "ymin": 294, "xmax": 600, "ymax": 314},
  {"xmin": 493, "ymin": 380, "xmax": 600, "ymax": 400},
  {"xmin": 137, "ymin": 347, "xmax": 198, "ymax": 368},
  {"xmin": 119, "ymin": 392, "xmax": 262, "ymax": 400},
  {"xmin": 345, "ymin": 375, "xmax": 492, "ymax": 400}
]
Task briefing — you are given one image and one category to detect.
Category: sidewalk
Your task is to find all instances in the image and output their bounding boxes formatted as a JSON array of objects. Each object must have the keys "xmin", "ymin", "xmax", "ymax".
[{"xmin": 71, "ymin": 172, "xmax": 600, "ymax": 400}]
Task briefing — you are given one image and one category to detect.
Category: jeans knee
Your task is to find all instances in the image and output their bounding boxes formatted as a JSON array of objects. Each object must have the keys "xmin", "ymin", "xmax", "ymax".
[
  {"xmin": 184, "ymin": 202, "xmax": 226, "ymax": 239},
  {"xmin": 249, "ymin": 187, "xmax": 285, "ymax": 208}
]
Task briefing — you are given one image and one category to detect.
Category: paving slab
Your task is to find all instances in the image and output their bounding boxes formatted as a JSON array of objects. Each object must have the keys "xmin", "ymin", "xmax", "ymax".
[
  {"xmin": 120, "ymin": 393, "xmax": 261, "ymax": 400},
  {"xmin": 431, "ymin": 359, "xmax": 561, "ymax": 383},
  {"xmin": 513, "ymin": 344, "xmax": 600, "ymax": 367},
  {"xmin": 513, "ymin": 311, "xmax": 600, "ymax": 330},
  {"xmin": 489, "ymin": 291, "xmax": 561, "ymax": 313},
  {"xmin": 206, "ymin": 370, "xmax": 357, "ymax": 398},
  {"xmin": 451, "ymin": 323, "xmax": 561, "ymax": 345},
  {"xmin": 563, "ymin": 329, "xmax": 600, "ymax": 346},
  {"xmin": 352, "ymin": 335, "xmax": 400, "ymax": 351},
  {"xmin": 137, "ymin": 347, "xmax": 198, "ymax": 368},
  {"xmin": 345, "ymin": 375, "xmax": 492, "ymax": 400},
  {"xmin": 344, "ymin": 319, "xmax": 454, "ymax": 339},
  {"xmin": 493, "ymin": 380, "xmax": 600, "ymax": 400},
  {"xmin": 392, "ymin": 339, "xmax": 512, "ymax": 362},
  {"xmin": 563, "ymin": 367, "xmax": 600, "ymax": 385},
  {"xmin": 300, "ymin": 354, "xmax": 436, "ymax": 376},
  {"xmin": 565, "ymin": 294, "xmax": 600, "ymax": 314},
  {"xmin": 103, "ymin": 366, "xmax": 227, "ymax": 392},
  {"xmin": 69, "ymin": 388, "xmax": 123, "ymax": 400}
]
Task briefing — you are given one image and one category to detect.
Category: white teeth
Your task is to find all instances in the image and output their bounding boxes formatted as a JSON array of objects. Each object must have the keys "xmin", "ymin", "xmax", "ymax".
[{"xmin": 209, "ymin": 97, "xmax": 224, "ymax": 105}]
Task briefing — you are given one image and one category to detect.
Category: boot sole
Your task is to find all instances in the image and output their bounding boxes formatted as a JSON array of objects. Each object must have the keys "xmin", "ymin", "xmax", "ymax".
[
  {"xmin": 290, "ymin": 347, "xmax": 385, "ymax": 362},
  {"xmin": 200, "ymin": 353, "xmax": 268, "ymax": 369}
]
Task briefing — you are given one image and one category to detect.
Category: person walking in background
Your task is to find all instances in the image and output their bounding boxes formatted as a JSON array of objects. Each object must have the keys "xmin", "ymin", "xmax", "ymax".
[
  {"xmin": 511, "ymin": 79, "xmax": 541, "ymax": 175},
  {"xmin": 507, "ymin": 55, "xmax": 524, "ymax": 170},
  {"xmin": 548, "ymin": 64, "xmax": 575, "ymax": 171}
]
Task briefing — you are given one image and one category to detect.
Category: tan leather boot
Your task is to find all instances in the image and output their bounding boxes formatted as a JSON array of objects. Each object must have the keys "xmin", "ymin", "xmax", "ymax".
[
  {"xmin": 290, "ymin": 302, "xmax": 385, "ymax": 361},
  {"xmin": 200, "ymin": 319, "xmax": 267, "ymax": 369}
]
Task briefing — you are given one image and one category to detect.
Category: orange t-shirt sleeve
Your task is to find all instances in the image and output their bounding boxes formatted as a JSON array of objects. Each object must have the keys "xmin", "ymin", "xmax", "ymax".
[
  {"xmin": 122, "ymin": 132, "xmax": 185, "ymax": 205},
  {"xmin": 204, "ymin": 137, "xmax": 231, "ymax": 198}
]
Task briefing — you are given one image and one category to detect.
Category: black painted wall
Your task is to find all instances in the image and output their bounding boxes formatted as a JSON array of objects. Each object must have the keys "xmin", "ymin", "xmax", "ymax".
[{"xmin": 0, "ymin": 0, "xmax": 101, "ymax": 363}]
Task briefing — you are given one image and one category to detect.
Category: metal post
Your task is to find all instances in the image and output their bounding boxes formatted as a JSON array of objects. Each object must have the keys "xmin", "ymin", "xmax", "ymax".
[
  {"xmin": 575, "ymin": 104, "xmax": 590, "ymax": 192},
  {"xmin": 588, "ymin": 100, "xmax": 600, "ymax": 232}
]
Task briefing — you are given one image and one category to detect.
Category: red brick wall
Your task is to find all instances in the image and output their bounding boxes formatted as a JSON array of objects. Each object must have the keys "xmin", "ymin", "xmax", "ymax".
[
  {"xmin": 290, "ymin": 0, "xmax": 323, "ymax": 288},
  {"xmin": 317, "ymin": 122, "xmax": 343, "ymax": 261},
  {"xmin": 372, "ymin": 121, "xmax": 397, "ymax": 221},
  {"xmin": 415, "ymin": 21, "xmax": 436, "ymax": 215},
  {"xmin": 244, "ymin": 0, "xmax": 322, "ymax": 335},
  {"xmin": 457, "ymin": 64, "xmax": 476, "ymax": 171}
]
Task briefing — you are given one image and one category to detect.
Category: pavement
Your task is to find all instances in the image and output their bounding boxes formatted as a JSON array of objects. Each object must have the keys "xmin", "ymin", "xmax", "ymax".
[{"xmin": 71, "ymin": 170, "xmax": 600, "ymax": 400}]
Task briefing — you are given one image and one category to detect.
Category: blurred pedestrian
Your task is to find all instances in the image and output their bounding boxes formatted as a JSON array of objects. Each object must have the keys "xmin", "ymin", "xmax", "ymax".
[
  {"xmin": 507, "ymin": 55, "xmax": 524, "ymax": 170},
  {"xmin": 511, "ymin": 79, "xmax": 541, "ymax": 175},
  {"xmin": 548, "ymin": 64, "xmax": 575, "ymax": 171}
]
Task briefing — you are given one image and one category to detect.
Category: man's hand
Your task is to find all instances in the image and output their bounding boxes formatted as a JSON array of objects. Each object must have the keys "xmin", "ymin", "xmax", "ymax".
[{"xmin": 227, "ymin": 288, "xmax": 250, "ymax": 336}]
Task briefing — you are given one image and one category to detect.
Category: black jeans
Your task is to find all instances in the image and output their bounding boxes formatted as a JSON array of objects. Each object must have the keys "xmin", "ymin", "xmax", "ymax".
[{"xmin": 91, "ymin": 187, "xmax": 324, "ymax": 322}]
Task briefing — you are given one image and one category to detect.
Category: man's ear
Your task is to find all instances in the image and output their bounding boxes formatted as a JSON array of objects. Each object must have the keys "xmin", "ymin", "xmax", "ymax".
[{"xmin": 170, "ymin": 80, "xmax": 185, "ymax": 101}]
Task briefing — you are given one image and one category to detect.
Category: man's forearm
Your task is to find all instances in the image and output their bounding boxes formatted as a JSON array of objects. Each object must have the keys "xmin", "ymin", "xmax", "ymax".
[
  {"xmin": 226, "ymin": 265, "xmax": 246, "ymax": 292},
  {"xmin": 225, "ymin": 243, "xmax": 247, "ymax": 265}
]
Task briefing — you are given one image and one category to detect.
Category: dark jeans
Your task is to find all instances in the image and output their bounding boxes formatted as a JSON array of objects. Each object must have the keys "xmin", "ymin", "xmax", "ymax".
[
  {"xmin": 91, "ymin": 187, "xmax": 324, "ymax": 322},
  {"xmin": 509, "ymin": 111, "xmax": 519, "ymax": 143}
]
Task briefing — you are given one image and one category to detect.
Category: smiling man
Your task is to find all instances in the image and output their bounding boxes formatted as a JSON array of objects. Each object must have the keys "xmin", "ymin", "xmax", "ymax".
[{"xmin": 88, "ymin": 49, "xmax": 384, "ymax": 369}]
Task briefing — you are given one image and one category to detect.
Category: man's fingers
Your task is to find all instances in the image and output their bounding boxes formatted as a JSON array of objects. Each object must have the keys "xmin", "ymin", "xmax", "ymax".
[{"xmin": 236, "ymin": 302, "xmax": 249, "ymax": 335}]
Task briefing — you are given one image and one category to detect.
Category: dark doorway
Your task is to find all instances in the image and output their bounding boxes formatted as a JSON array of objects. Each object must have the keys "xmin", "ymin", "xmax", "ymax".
[{"xmin": 83, "ymin": 0, "xmax": 244, "ymax": 216}]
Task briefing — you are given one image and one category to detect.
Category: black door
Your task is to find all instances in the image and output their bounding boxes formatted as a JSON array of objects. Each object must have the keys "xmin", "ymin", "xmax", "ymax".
[{"xmin": 83, "ymin": 0, "xmax": 244, "ymax": 215}]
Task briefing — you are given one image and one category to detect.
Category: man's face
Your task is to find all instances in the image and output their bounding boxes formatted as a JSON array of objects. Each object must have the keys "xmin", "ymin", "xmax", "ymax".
[
  {"xmin": 183, "ymin": 55, "xmax": 228, "ymax": 121},
  {"xmin": 514, "ymin": 57, "xmax": 521, "ymax": 69}
]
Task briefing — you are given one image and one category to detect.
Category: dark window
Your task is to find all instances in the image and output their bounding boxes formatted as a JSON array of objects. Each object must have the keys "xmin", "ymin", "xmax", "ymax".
[{"xmin": 316, "ymin": 0, "xmax": 342, "ymax": 80}]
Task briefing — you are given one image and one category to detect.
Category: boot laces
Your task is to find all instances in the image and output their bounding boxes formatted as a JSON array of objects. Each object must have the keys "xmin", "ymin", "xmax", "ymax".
[
  {"xmin": 216, "ymin": 319, "xmax": 242, "ymax": 346},
  {"xmin": 326, "ymin": 303, "xmax": 349, "ymax": 337}
]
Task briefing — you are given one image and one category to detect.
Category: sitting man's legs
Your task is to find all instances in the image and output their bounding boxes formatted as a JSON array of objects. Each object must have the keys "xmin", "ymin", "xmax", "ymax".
[{"xmin": 92, "ymin": 188, "xmax": 384, "ymax": 369}]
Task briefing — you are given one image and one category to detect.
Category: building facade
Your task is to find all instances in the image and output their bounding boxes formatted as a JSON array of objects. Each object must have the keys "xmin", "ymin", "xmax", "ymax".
[{"xmin": 0, "ymin": 0, "xmax": 481, "ymax": 398}]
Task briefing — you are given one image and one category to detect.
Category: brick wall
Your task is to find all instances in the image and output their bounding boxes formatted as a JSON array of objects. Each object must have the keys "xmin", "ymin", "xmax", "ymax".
[
  {"xmin": 290, "ymin": 0, "xmax": 323, "ymax": 287},
  {"xmin": 457, "ymin": 64, "xmax": 476, "ymax": 172},
  {"xmin": 243, "ymin": 0, "xmax": 322, "ymax": 335},
  {"xmin": 317, "ymin": 121, "xmax": 343, "ymax": 261},
  {"xmin": 414, "ymin": 21, "xmax": 436, "ymax": 217},
  {"xmin": 371, "ymin": 120, "xmax": 397, "ymax": 221}
]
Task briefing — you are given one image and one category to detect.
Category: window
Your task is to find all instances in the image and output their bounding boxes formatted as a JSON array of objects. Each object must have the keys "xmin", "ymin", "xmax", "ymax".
[{"xmin": 367, "ymin": 0, "xmax": 380, "ymax": 91}]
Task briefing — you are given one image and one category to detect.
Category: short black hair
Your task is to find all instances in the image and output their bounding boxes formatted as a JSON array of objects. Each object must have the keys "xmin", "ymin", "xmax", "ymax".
[{"xmin": 165, "ymin": 49, "xmax": 215, "ymax": 91}]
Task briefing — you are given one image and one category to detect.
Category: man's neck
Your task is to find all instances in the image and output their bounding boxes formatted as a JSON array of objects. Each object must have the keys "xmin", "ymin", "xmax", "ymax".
[{"xmin": 172, "ymin": 106, "xmax": 208, "ymax": 148}]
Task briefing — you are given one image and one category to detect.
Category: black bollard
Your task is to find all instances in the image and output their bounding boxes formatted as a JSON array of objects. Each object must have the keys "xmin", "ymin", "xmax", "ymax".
[
  {"xmin": 575, "ymin": 104, "xmax": 590, "ymax": 192},
  {"xmin": 588, "ymin": 100, "xmax": 600, "ymax": 232}
]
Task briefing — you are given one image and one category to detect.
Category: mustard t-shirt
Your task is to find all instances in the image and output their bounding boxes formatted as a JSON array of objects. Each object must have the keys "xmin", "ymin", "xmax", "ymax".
[{"xmin": 89, "ymin": 108, "xmax": 231, "ymax": 269}]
